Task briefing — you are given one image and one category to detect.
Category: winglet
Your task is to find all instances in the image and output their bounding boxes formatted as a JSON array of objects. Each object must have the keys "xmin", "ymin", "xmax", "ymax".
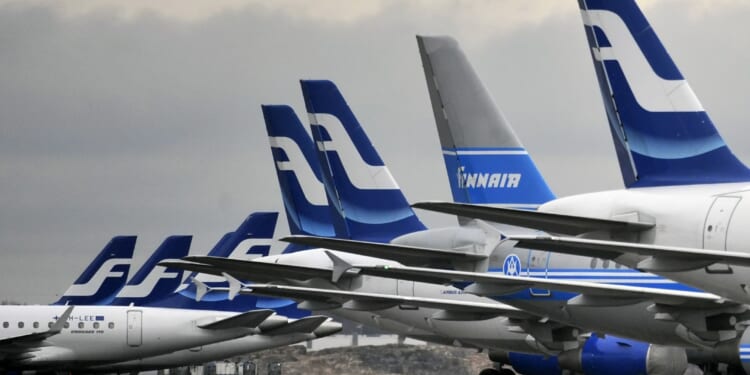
[
  {"xmin": 222, "ymin": 272, "xmax": 243, "ymax": 301},
  {"xmin": 325, "ymin": 250, "xmax": 354, "ymax": 283},
  {"xmin": 192, "ymin": 278, "xmax": 209, "ymax": 302},
  {"xmin": 50, "ymin": 306, "xmax": 74, "ymax": 334}
]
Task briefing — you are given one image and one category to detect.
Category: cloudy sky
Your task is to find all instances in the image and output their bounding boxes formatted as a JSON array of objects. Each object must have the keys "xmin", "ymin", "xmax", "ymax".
[{"xmin": 0, "ymin": 0, "xmax": 748, "ymax": 303}]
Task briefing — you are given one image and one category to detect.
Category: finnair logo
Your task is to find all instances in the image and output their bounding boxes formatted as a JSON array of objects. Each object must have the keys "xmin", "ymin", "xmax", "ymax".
[
  {"xmin": 63, "ymin": 258, "xmax": 131, "ymax": 297},
  {"xmin": 115, "ymin": 261, "xmax": 182, "ymax": 299},
  {"xmin": 268, "ymin": 136, "xmax": 328, "ymax": 206},
  {"xmin": 581, "ymin": 9, "xmax": 702, "ymax": 112},
  {"xmin": 310, "ymin": 112, "xmax": 399, "ymax": 190},
  {"xmin": 457, "ymin": 166, "xmax": 520, "ymax": 189},
  {"xmin": 191, "ymin": 238, "xmax": 274, "ymax": 284},
  {"xmin": 229, "ymin": 238, "xmax": 273, "ymax": 260}
]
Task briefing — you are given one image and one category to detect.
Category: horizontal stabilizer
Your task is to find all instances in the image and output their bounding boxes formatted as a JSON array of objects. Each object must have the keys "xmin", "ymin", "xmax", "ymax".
[
  {"xmin": 281, "ymin": 235, "xmax": 487, "ymax": 266},
  {"xmin": 263, "ymin": 316, "xmax": 331, "ymax": 336},
  {"xmin": 238, "ymin": 284, "xmax": 532, "ymax": 320},
  {"xmin": 413, "ymin": 201, "xmax": 653, "ymax": 235},
  {"xmin": 198, "ymin": 309, "xmax": 275, "ymax": 330},
  {"xmin": 349, "ymin": 265, "xmax": 724, "ymax": 309},
  {"xmin": 508, "ymin": 235, "xmax": 750, "ymax": 272}
]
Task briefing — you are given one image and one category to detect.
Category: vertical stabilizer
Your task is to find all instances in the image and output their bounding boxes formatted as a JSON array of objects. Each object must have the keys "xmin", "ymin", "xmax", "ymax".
[
  {"xmin": 148, "ymin": 212, "xmax": 303, "ymax": 316},
  {"xmin": 301, "ymin": 79, "xmax": 427, "ymax": 242},
  {"xmin": 110, "ymin": 235, "xmax": 192, "ymax": 306},
  {"xmin": 418, "ymin": 35, "xmax": 555, "ymax": 208},
  {"xmin": 52, "ymin": 236, "xmax": 136, "ymax": 305},
  {"xmin": 579, "ymin": 0, "xmax": 750, "ymax": 187},
  {"xmin": 262, "ymin": 105, "xmax": 342, "ymax": 242}
]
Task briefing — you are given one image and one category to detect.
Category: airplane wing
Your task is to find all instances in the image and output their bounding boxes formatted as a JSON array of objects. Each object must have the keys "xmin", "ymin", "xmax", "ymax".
[
  {"xmin": 160, "ymin": 257, "xmax": 355, "ymax": 282},
  {"xmin": 331, "ymin": 261, "xmax": 726, "ymax": 309},
  {"xmin": 197, "ymin": 309, "xmax": 277, "ymax": 330},
  {"xmin": 280, "ymin": 235, "xmax": 487, "ymax": 265},
  {"xmin": 230, "ymin": 283, "xmax": 535, "ymax": 321},
  {"xmin": 412, "ymin": 201, "xmax": 653, "ymax": 235},
  {"xmin": 0, "ymin": 305, "xmax": 74, "ymax": 360},
  {"xmin": 507, "ymin": 235, "xmax": 750, "ymax": 272}
]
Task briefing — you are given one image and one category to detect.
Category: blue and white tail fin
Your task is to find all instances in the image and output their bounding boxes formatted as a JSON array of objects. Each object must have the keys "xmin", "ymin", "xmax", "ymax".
[
  {"xmin": 417, "ymin": 35, "xmax": 555, "ymax": 208},
  {"xmin": 302, "ymin": 80, "xmax": 427, "ymax": 242},
  {"xmin": 148, "ymin": 212, "xmax": 302, "ymax": 316},
  {"xmin": 579, "ymin": 0, "xmax": 750, "ymax": 187},
  {"xmin": 262, "ymin": 105, "xmax": 341, "ymax": 249},
  {"xmin": 52, "ymin": 236, "xmax": 136, "ymax": 305},
  {"xmin": 205, "ymin": 212, "xmax": 277, "ymax": 259},
  {"xmin": 110, "ymin": 235, "xmax": 192, "ymax": 306}
]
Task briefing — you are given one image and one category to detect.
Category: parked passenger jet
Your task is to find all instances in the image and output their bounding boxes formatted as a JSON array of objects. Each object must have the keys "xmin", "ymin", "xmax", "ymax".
[
  {"xmin": 265, "ymin": 1, "xmax": 750, "ymax": 373},
  {"xmin": 168, "ymin": 79, "xmax": 718, "ymax": 375},
  {"xmin": 83, "ymin": 213, "xmax": 339, "ymax": 372}
]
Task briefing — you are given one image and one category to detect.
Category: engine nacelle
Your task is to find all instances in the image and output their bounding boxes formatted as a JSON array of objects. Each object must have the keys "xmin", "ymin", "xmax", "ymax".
[
  {"xmin": 391, "ymin": 226, "xmax": 492, "ymax": 271},
  {"xmin": 712, "ymin": 326, "xmax": 750, "ymax": 373},
  {"xmin": 558, "ymin": 335, "xmax": 687, "ymax": 375},
  {"xmin": 500, "ymin": 336, "xmax": 687, "ymax": 375},
  {"xmin": 391, "ymin": 226, "xmax": 486, "ymax": 250},
  {"xmin": 504, "ymin": 352, "xmax": 561, "ymax": 375}
]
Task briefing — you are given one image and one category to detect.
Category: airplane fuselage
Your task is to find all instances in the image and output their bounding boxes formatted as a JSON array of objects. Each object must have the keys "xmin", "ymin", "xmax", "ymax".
[
  {"xmin": 0, "ymin": 305, "xmax": 264, "ymax": 370},
  {"xmin": 541, "ymin": 182, "xmax": 750, "ymax": 304}
]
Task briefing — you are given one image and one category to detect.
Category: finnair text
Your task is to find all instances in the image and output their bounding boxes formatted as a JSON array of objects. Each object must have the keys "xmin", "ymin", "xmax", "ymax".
[{"xmin": 457, "ymin": 167, "xmax": 521, "ymax": 189}]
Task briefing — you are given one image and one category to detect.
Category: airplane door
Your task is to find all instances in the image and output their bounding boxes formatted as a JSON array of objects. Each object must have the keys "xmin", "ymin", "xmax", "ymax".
[
  {"xmin": 127, "ymin": 310, "xmax": 142, "ymax": 347},
  {"xmin": 396, "ymin": 280, "xmax": 413, "ymax": 297},
  {"xmin": 525, "ymin": 251, "xmax": 551, "ymax": 297},
  {"xmin": 396, "ymin": 280, "xmax": 418, "ymax": 310},
  {"xmin": 703, "ymin": 196, "xmax": 741, "ymax": 273}
]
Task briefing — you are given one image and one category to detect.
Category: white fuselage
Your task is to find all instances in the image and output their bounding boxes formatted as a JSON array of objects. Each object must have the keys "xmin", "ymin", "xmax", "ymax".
[
  {"xmin": 458, "ymin": 182, "xmax": 750, "ymax": 348},
  {"xmin": 0, "ymin": 305, "xmax": 260, "ymax": 370},
  {"xmin": 541, "ymin": 182, "xmax": 750, "ymax": 304}
]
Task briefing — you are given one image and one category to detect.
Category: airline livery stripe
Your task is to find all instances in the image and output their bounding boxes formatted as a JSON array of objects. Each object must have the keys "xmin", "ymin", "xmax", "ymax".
[
  {"xmin": 529, "ymin": 271, "xmax": 664, "ymax": 279},
  {"xmin": 442, "ymin": 150, "xmax": 529, "ymax": 156}
]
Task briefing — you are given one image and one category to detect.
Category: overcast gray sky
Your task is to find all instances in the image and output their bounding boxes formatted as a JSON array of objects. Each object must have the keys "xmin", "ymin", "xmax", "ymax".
[{"xmin": 0, "ymin": 0, "xmax": 748, "ymax": 303}]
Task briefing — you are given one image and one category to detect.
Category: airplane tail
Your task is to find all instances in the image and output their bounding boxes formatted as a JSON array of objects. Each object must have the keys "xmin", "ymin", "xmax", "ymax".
[
  {"xmin": 110, "ymin": 235, "xmax": 192, "ymax": 306},
  {"xmin": 301, "ymin": 79, "xmax": 427, "ymax": 242},
  {"xmin": 262, "ymin": 105, "xmax": 340, "ymax": 248},
  {"xmin": 579, "ymin": 0, "xmax": 750, "ymax": 187},
  {"xmin": 52, "ymin": 236, "xmax": 136, "ymax": 305},
  {"xmin": 417, "ymin": 35, "xmax": 555, "ymax": 208},
  {"xmin": 205, "ymin": 212, "xmax": 277, "ymax": 259},
  {"xmin": 149, "ymin": 212, "xmax": 303, "ymax": 315}
]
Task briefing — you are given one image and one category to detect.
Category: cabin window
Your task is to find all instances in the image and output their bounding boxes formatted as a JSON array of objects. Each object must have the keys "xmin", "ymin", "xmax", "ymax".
[
  {"xmin": 63, "ymin": 322, "xmax": 69, "ymax": 329},
  {"xmin": 33, "ymin": 322, "xmax": 39, "ymax": 329},
  {"xmin": 2, "ymin": 322, "xmax": 7, "ymax": 328},
  {"xmin": 48, "ymin": 322, "xmax": 52, "ymax": 328},
  {"xmin": 17, "ymin": 322, "xmax": 23, "ymax": 329},
  {"xmin": 93, "ymin": 322, "xmax": 100, "ymax": 329},
  {"xmin": 78, "ymin": 322, "xmax": 84, "ymax": 329},
  {"xmin": 108, "ymin": 322, "xmax": 115, "ymax": 329}
]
